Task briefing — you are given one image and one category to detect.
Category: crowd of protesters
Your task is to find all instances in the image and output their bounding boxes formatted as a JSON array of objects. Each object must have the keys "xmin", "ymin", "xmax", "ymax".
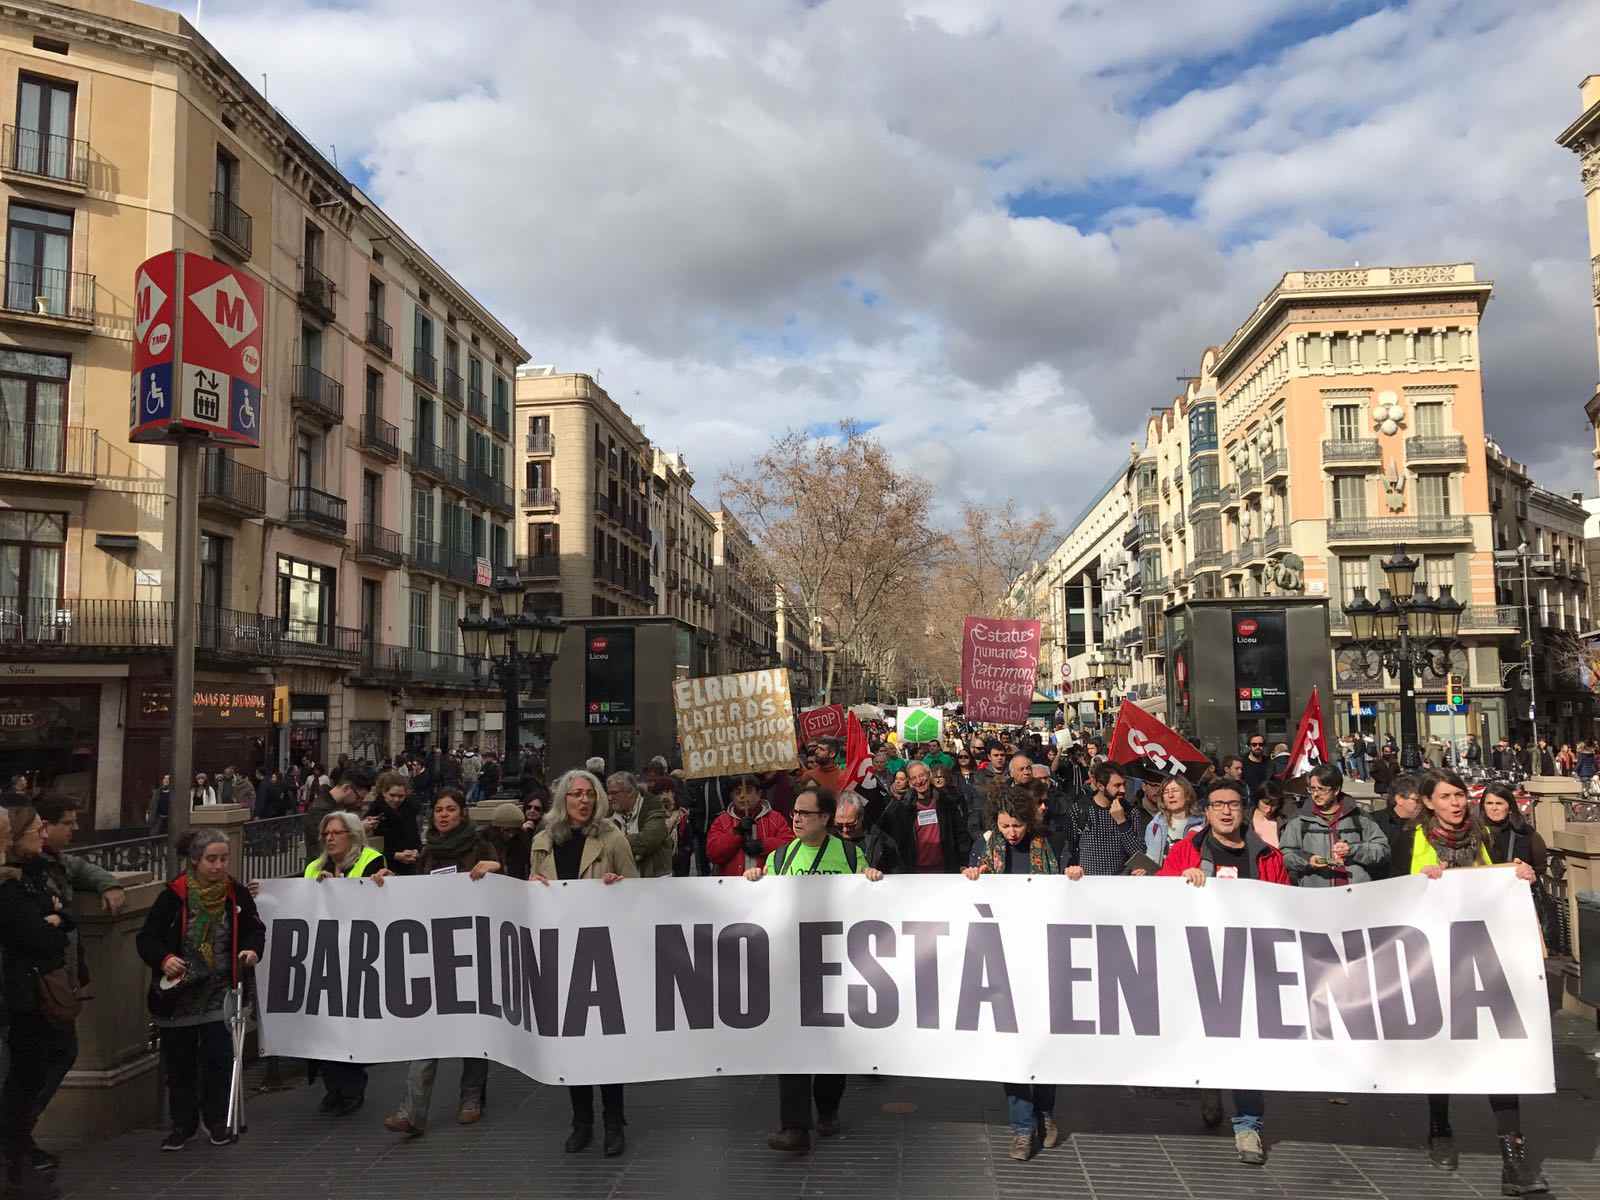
[{"xmin": 0, "ymin": 714, "xmax": 1559, "ymax": 1197}]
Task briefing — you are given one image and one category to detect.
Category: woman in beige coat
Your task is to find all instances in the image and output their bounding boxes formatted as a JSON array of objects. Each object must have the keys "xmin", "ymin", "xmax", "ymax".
[{"xmin": 528, "ymin": 768, "xmax": 635, "ymax": 1156}]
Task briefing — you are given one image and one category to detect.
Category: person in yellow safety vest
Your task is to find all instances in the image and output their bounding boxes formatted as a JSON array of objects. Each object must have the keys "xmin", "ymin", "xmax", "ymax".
[
  {"xmin": 1409, "ymin": 769, "xmax": 1548, "ymax": 1197},
  {"xmin": 301, "ymin": 810, "xmax": 387, "ymax": 1118},
  {"xmin": 304, "ymin": 810, "xmax": 387, "ymax": 880}
]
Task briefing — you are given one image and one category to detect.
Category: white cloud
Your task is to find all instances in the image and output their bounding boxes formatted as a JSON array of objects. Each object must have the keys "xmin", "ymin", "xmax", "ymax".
[{"xmin": 174, "ymin": 0, "xmax": 1600, "ymax": 521}]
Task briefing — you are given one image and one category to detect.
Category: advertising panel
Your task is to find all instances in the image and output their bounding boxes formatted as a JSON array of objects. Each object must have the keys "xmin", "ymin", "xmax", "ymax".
[
  {"xmin": 585, "ymin": 626, "xmax": 636, "ymax": 727},
  {"xmin": 1232, "ymin": 609, "xmax": 1288, "ymax": 715}
]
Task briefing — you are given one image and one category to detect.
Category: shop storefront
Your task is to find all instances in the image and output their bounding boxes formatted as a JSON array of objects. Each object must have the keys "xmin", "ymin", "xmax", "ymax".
[
  {"xmin": 288, "ymin": 695, "xmax": 329, "ymax": 769},
  {"xmin": 0, "ymin": 683, "xmax": 99, "ymax": 808},
  {"xmin": 124, "ymin": 679, "xmax": 270, "ymax": 825},
  {"xmin": 404, "ymin": 710, "xmax": 432, "ymax": 755}
]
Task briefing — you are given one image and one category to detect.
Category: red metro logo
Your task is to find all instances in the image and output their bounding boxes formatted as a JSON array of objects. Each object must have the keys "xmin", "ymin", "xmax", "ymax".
[
  {"xmin": 1236, "ymin": 618, "xmax": 1259, "ymax": 638},
  {"xmin": 589, "ymin": 637, "xmax": 608, "ymax": 654}
]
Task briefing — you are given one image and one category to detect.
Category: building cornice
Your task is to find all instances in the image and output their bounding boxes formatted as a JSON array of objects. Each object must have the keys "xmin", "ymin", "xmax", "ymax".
[{"xmin": 1556, "ymin": 96, "xmax": 1600, "ymax": 150}]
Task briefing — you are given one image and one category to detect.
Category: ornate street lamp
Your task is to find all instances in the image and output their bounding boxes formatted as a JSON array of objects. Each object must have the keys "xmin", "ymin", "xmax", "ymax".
[
  {"xmin": 1343, "ymin": 545, "xmax": 1467, "ymax": 765},
  {"xmin": 460, "ymin": 573, "xmax": 566, "ymax": 800}
]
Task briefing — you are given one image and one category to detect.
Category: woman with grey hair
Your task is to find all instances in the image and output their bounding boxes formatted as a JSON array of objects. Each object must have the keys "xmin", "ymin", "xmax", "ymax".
[
  {"xmin": 305, "ymin": 810, "xmax": 386, "ymax": 880},
  {"xmin": 529, "ymin": 769, "xmax": 636, "ymax": 1156},
  {"xmin": 137, "ymin": 829, "xmax": 265, "ymax": 1150}
]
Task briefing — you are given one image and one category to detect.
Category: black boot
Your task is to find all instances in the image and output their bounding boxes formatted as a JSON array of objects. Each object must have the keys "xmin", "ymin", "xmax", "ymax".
[
  {"xmin": 1498, "ymin": 1133, "xmax": 1549, "ymax": 1196},
  {"xmin": 603, "ymin": 1118, "xmax": 625, "ymax": 1158},
  {"xmin": 1427, "ymin": 1123, "xmax": 1458, "ymax": 1171},
  {"xmin": 564, "ymin": 1124, "xmax": 592, "ymax": 1154}
]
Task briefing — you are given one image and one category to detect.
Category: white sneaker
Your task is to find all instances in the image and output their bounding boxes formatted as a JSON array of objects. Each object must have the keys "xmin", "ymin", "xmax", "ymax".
[{"xmin": 1235, "ymin": 1129, "xmax": 1265, "ymax": 1165}]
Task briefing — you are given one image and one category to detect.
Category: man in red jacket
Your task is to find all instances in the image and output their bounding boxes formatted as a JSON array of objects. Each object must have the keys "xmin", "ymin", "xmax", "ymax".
[
  {"xmin": 1157, "ymin": 778, "xmax": 1287, "ymax": 1166},
  {"xmin": 706, "ymin": 774, "xmax": 794, "ymax": 877}
]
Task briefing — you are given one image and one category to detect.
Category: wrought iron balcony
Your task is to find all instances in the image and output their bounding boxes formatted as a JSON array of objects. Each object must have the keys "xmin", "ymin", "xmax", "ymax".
[
  {"xmin": 1191, "ymin": 549, "xmax": 1222, "ymax": 569},
  {"xmin": 442, "ymin": 366, "xmax": 464, "ymax": 406},
  {"xmin": 209, "ymin": 191, "xmax": 252, "ymax": 259},
  {"xmin": 410, "ymin": 438, "xmax": 467, "ymax": 491},
  {"xmin": 1237, "ymin": 537, "xmax": 1262, "ymax": 562},
  {"xmin": 279, "ymin": 618, "xmax": 362, "ymax": 663},
  {"xmin": 445, "ymin": 548, "xmax": 480, "ymax": 587},
  {"xmin": 526, "ymin": 430, "xmax": 554, "ymax": 455},
  {"xmin": 365, "ymin": 311, "xmax": 393, "ymax": 357},
  {"xmin": 355, "ymin": 523, "xmax": 404, "ymax": 566},
  {"xmin": 467, "ymin": 386, "xmax": 487, "ymax": 422},
  {"xmin": 0, "ymin": 422, "xmax": 96, "ymax": 479},
  {"xmin": 290, "ymin": 363, "xmax": 344, "ymax": 425},
  {"xmin": 491, "ymin": 401, "xmax": 510, "ymax": 438},
  {"xmin": 1263, "ymin": 525, "xmax": 1287, "ymax": 552},
  {"xmin": 199, "ymin": 448, "xmax": 265, "ymax": 516},
  {"xmin": 2, "ymin": 125, "xmax": 88, "ymax": 187},
  {"xmin": 0, "ymin": 598, "xmax": 284, "ymax": 664},
  {"xmin": 1238, "ymin": 467, "xmax": 1261, "ymax": 494},
  {"xmin": 299, "ymin": 261, "xmax": 336, "ymax": 321},
  {"xmin": 1188, "ymin": 486, "xmax": 1222, "ymax": 514},
  {"xmin": 518, "ymin": 554, "xmax": 561, "ymax": 579},
  {"xmin": 413, "ymin": 347, "xmax": 437, "ymax": 387},
  {"xmin": 2, "ymin": 263, "xmax": 94, "ymax": 324},
  {"xmin": 287, "ymin": 485, "xmax": 346, "ymax": 535},
  {"xmin": 521, "ymin": 486, "xmax": 559, "ymax": 510},
  {"xmin": 360, "ymin": 409, "xmax": 400, "ymax": 462},
  {"xmin": 1322, "ymin": 437, "xmax": 1381, "ymax": 463},
  {"xmin": 1329, "ymin": 605, "xmax": 1520, "ymax": 634},
  {"xmin": 1405, "ymin": 435, "xmax": 1468, "ymax": 461},
  {"xmin": 409, "ymin": 538, "xmax": 445, "ymax": 575},
  {"xmin": 1261, "ymin": 449, "xmax": 1287, "ymax": 479},
  {"xmin": 1325, "ymin": 515, "xmax": 1471, "ymax": 543}
]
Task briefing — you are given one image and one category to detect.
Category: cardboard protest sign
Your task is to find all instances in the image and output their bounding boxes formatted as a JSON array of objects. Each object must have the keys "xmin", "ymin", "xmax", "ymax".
[
  {"xmin": 961, "ymin": 616, "xmax": 1042, "ymax": 725},
  {"xmin": 674, "ymin": 669, "xmax": 799, "ymax": 780}
]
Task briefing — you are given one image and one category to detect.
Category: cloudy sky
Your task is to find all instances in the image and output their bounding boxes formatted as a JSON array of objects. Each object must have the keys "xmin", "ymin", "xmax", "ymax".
[{"xmin": 171, "ymin": 0, "xmax": 1599, "ymax": 526}]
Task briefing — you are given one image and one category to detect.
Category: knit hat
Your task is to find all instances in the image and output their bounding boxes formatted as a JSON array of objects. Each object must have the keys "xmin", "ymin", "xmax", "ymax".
[{"xmin": 491, "ymin": 802, "xmax": 524, "ymax": 829}]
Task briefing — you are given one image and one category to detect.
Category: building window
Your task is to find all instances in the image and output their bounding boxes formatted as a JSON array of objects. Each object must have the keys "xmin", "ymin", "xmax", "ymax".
[
  {"xmin": 491, "ymin": 524, "xmax": 508, "ymax": 569},
  {"xmin": 15, "ymin": 75, "xmax": 75, "ymax": 180},
  {"xmin": 303, "ymin": 220, "xmax": 324, "ymax": 274},
  {"xmin": 364, "ymin": 368, "xmax": 381, "ymax": 418},
  {"xmin": 1331, "ymin": 335, "xmax": 1352, "ymax": 368},
  {"xmin": 294, "ymin": 431, "xmax": 320, "ymax": 489},
  {"xmin": 1339, "ymin": 557, "xmax": 1369, "ymax": 606},
  {"xmin": 200, "ymin": 533, "xmax": 228, "ymax": 613},
  {"xmin": 1332, "ymin": 475, "xmax": 1365, "ymax": 520},
  {"xmin": 470, "ymin": 514, "xmax": 486, "ymax": 559},
  {"xmin": 530, "ymin": 521, "xmax": 558, "ymax": 557},
  {"xmin": 277, "ymin": 555, "xmax": 336, "ymax": 644},
  {"xmin": 443, "ymin": 413, "xmax": 459, "ymax": 458},
  {"xmin": 438, "ymin": 593, "xmax": 457, "ymax": 657},
  {"xmin": 215, "ymin": 148, "xmax": 239, "ymax": 205},
  {"xmin": 368, "ymin": 275, "xmax": 384, "ymax": 322},
  {"xmin": 1416, "ymin": 474, "xmax": 1451, "ymax": 516},
  {"xmin": 0, "ymin": 509, "xmax": 64, "ymax": 603},
  {"xmin": 1413, "ymin": 402, "xmax": 1444, "ymax": 437},
  {"xmin": 0, "ymin": 348, "xmax": 68, "ymax": 472},
  {"xmin": 415, "ymin": 392, "xmax": 435, "ymax": 446},
  {"xmin": 1330, "ymin": 404, "xmax": 1361, "ymax": 441},
  {"xmin": 1423, "ymin": 554, "xmax": 1454, "ymax": 592},
  {"xmin": 412, "ymin": 487, "xmax": 434, "ymax": 547},
  {"xmin": 1415, "ymin": 331, "xmax": 1435, "ymax": 366},
  {"xmin": 409, "ymin": 588, "xmax": 430, "ymax": 652},
  {"xmin": 6, "ymin": 202, "xmax": 72, "ymax": 316}
]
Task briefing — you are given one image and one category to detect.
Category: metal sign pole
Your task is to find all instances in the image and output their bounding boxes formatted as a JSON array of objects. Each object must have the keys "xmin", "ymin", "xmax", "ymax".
[{"xmin": 169, "ymin": 435, "xmax": 201, "ymax": 867}]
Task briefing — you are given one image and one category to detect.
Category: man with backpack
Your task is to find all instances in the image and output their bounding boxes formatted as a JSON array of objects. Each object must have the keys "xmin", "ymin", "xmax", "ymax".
[{"xmin": 743, "ymin": 784, "xmax": 883, "ymax": 1154}]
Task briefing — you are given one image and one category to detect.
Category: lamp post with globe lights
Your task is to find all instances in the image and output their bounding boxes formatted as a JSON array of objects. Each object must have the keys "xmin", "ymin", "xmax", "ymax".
[
  {"xmin": 1340, "ymin": 545, "xmax": 1465, "ymax": 766},
  {"xmin": 459, "ymin": 574, "xmax": 566, "ymax": 800}
]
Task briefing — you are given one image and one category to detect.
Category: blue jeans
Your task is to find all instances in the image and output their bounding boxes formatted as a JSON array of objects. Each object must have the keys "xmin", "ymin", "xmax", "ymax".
[
  {"xmin": 1003, "ymin": 1082, "xmax": 1057, "ymax": 1136},
  {"xmin": 1232, "ymin": 1089, "xmax": 1264, "ymax": 1134}
]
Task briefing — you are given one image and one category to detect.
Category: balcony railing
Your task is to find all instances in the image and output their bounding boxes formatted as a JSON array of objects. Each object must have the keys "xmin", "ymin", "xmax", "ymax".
[
  {"xmin": 411, "ymin": 438, "xmax": 466, "ymax": 491},
  {"xmin": 287, "ymin": 485, "xmax": 347, "ymax": 534},
  {"xmin": 521, "ymin": 486, "xmax": 559, "ymax": 510},
  {"xmin": 518, "ymin": 554, "xmax": 561, "ymax": 579},
  {"xmin": 0, "ymin": 598, "xmax": 280, "ymax": 662},
  {"xmin": 1322, "ymin": 438, "xmax": 1381, "ymax": 462},
  {"xmin": 365, "ymin": 311, "xmax": 393, "ymax": 357},
  {"xmin": 445, "ymin": 548, "xmax": 479, "ymax": 587},
  {"xmin": 280, "ymin": 619, "xmax": 362, "ymax": 663},
  {"xmin": 2, "ymin": 262, "xmax": 94, "ymax": 323},
  {"xmin": 1326, "ymin": 515, "xmax": 1471, "ymax": 542},
  {"xmin": 199, "ymin": 448, "xmax": 265, "ymax": 516},
  {"xmin": 360, "ymin": 409, "xmax": 400, "ymax": 461},
  {"xmin": 414, "ymin": 347, "xmax": 437, "ymax": 387},
  {"xmin": 1405, "ymin": 435, "xmax": 1468, "ymax": 461},
  {"xmin": 1221, "ymin": 484, "xmax": 1240, "ymax": 508},
  {"xmin": 1329, "ymin": 605, "xmax": 1520, "ymax": 634},
  {"xmin": 1263, "ymin": 525, "xmax": 1287, "ymax": 552},
  {"xmin": 467, "ymin": 386, "xmax": 487, "ymax": 422},
  {"xmin": 1190, "ymin": 549, "xmax": 1222, "ymax": 569},
  {"xmin": 1237, "ymin": 537, "xmax": 1262, "ymax": 562},
  {"xmin": 291, "ymin": 363, "xmax": 344, "ymax": 425},
  {"xmin": 209, "ymin": 191, "xmax": 252, "ymax": 259},
  {"xmin": 409, "ymin": 538, "xmax": 445, "ymax": 575},
  {"xmin": 2, "ymin": 125, "xmax": 89, "ymax": 186},
  {"xmin": 442, "ymin": 367, "xmax": 463, "ymax": 407},
  {"xmin": 1261, "ymin": 449, "xmax": 1287, "ymax": 479},
  {"xmin": 1237, "ymin": 467, "xmax": 1261, "ymax": 493},
  {"xmin": 1188, "ymin": 486, "xmax": 1222, "ymax": 513},
  {"xmin": 356, "ymin": 523, "xmax": 404, "ymax": 566},
  {"xmin": 299, "ymin": 261, "xmax": 336, "ymax": 321},
  {"xmin": 526, "ymin": 431, "xmax": 555, "ymax": 454},
  {"xmin": 467, "ymin": 467, "xmax": 513, "ymax": 513},
  {"xmin": 0, "ymin": 422, "xmax": 96, "ymax": 478}
]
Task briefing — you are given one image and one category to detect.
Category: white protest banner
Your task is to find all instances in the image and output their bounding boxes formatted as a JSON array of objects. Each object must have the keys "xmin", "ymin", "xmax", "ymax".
[
  {"xmin": 674, "ymin": 668, "xmax": 798, "ymax": 780},
  {"xmin": 255, "ymin": 870, "xmax": 1552, "ymax": 1095}
]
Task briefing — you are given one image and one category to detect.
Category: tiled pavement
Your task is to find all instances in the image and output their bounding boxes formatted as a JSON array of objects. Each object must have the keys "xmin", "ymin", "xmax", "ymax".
[{"xmin": 48, "ymin": 1011, "xmax": 1600, "ymax": 1200}]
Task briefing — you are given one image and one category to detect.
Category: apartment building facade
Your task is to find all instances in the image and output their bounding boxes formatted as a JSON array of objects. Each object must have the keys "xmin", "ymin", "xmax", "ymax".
[
  {"xmin": 0, "ymin": 0, "xmax": 525, "ymax": 826},
  {"xmin": 649, "ymin": 447, "xmax": 717, "ymax": 675},
  {"xmin": 1556, "ymin": 75, "xmax": 1600, "ymax": 488},
  {"xmin": 513, "ymin": 367, "xmax": 656, "ymax": 622},
  {"xmin": 711, "ymin": 508, "xmax": 777, "ymax": 673}
]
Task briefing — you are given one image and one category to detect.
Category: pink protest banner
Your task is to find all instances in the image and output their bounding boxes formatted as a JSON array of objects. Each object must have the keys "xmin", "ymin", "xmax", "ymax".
[{"xmin": 960, "ymin": 616, "xmax": 1042, "ymax": 725}]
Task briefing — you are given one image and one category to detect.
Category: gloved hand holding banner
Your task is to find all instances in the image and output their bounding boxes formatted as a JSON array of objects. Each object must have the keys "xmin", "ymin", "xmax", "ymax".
[{"xmin": 254, "ymin": 870, "xmax": 1552, "ymax": 1095}]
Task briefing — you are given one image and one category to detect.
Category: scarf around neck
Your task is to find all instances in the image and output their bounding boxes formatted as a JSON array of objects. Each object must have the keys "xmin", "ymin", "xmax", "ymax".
[
  {"xmin": 983, "ymin": 831, "xmax": 1059, "ymax": 876},
  {"xmin": 426, "ymin": 819, "xmax": 482, "ymax": 865},
  {"xmin": 186, "ymin": 871, "xmax": 230, "ymax": 969},
  {"xmin": 1425, "ymin": 817, "xmax": 1481, "ymax": 868}
]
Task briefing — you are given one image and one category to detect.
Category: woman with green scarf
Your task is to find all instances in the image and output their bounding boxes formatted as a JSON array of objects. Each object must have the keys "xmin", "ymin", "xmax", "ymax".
[
  {"xmin": 381, "ymin": 788, "xmax": 503, "ymax": 1137},
  {"xmin": 962, "ymin": 786, "xmax": 1064, "ymax": 1162},
  {"xmin": 137, "ymin": 829, "xmax": 265, "ymax": 1152}
]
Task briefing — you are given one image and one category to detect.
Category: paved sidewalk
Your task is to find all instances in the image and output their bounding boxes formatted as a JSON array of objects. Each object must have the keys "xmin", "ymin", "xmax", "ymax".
[{"xmin": 47, "ymin": 1011, "xmax": 1600, "ymax": 1200}]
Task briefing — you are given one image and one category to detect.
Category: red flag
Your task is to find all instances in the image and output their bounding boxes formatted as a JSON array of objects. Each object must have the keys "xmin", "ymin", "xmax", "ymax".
[
  {"xmin": 1106, "ymin": 699, "xmax": 1212, "ymax": 785},
  {"xmin": 1282, "ymin": 687, "xmax": 1329, "ymax": 780},
  {"xmin": 842, "ymin": 711, "xmax": 873, "ymax": 792}
]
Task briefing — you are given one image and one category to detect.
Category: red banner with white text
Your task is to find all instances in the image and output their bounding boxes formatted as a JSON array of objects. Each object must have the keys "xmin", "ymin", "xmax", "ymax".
[{"xmin": 960, "ymin": 616, "xmax": 1042, "ymax": 725}]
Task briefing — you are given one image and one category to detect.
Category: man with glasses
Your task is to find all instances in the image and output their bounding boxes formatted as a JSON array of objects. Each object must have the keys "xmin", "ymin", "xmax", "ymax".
[
  {"xmin": 1240, "ymin": 735, "xmax": 1273, "ymax": 799},
  {"xmin": 1158, "ymin": 778, "xmax": 1289, "ymax": 1164},
  {"xmin": 832, "ymin": 791, "xmax": 898, "ymax": 874},
  {"xmin": 1279, "ymin": 762, "xmax": 1389, "ymax": 888},
  {"xmin": 744, "ymin": 785, "xmax": 883, "ymax": 1153},
  {"xmin": 302, "ymin": 765, "xmax": 374, "ymax": 860}
]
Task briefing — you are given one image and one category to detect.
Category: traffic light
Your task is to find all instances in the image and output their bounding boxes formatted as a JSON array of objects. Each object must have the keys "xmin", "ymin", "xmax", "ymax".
[
  {"xmin": 1445, "ymin": 674, "xmax": 1463, "ymax": 709},
  {"xmin": 272, "ymin": 684, "xmax": 289, "ymax": 724}
]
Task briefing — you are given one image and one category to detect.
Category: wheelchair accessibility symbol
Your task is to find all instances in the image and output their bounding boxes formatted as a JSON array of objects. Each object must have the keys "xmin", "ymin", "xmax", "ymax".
[
  {"xmin": 144, "ymin": 375, "xmax": 166, "ymax": 415},
  {"xmin": 236, "ymin": 392, "xmax": 256, "ymax": 432}
]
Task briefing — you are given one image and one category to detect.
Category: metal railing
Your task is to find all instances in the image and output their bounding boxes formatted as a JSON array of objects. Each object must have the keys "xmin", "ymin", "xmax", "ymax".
[
  {"xmin": 2, "ymin": 262, "xmax": 95, "ymax": 322},
  {"xmin": 366, "ymin": 311, "xmax": 393, "ymax": 357},
  {"xmin": 409, "ymin": 538, "xmax": 445, "ymax": 574},
  {"xmin": 356, "ymin": 522, "xmax": 403, "ymax": 564},
  {"xmin": 1322, "ymin": 437, "xmax": 1380, "ymax": 462},
  {"xmin": 1406, "ymin": 435, "xmax": 1468, "ymax": 460},
  {"xmin": 75, "ymin": 834, "xmax": 166, "ymax": 876},
  {"xmin": 199, "ymin": 447, "xmax": 266, "ymax": 515},
  {"xmin": 1326, "ymin": 515, "xmax": 1471, "ymax": 542},
  {"xmin": 360, "ymin": 409, "xmax": 399, "ymax": 460},
  {"xmin": 1188, "ymin": 486, "xmax": 1222, "ymax": 512},
  {"xmin": 521, "ymin": 486, "xmax": 559, "ymax": 509},
  {"xmin": 244, "ymin": 815, "xmax": 308, "ymax": 880},
  {"xmin": 491, "ymin": 402, "xmax": 510, "ymax": 437},
  {"xmin": 299, "ymin": 261, "xmax": 336, "ymax": 319},
  {"xmin": 0, "ymin": 421, "xmax": 95, "ymax": 476},
  {"xmin": 411, "ymin": 438, "xmax": 467, "ymax": 490},
  {"xmin": 1328, "ymin": 604, "xmax": 1520, "ymax": 632},
  {"xmin": 291, "ymin": 363, "xmax": 344, "ymax": 423},
  {"xmin": 518, "ymin": 554, "xmax": 561, "ymax": 578},
  {"xmin": 1261, "ymin": 449, "xmax": 1286, "ymax": 478},
  {"xmin": 443, "ymin": 366, "xmax": 463, "ymax": 405},
  {"xmin": 279, "ymin": 618, "xmax": 362, "ymax": 661},
  {"xmin": 1236, "ymin": 537, "xmax": 1262, "ymax": 562},
  {"xmin": 2, "ymin": 125, "xmax": 89, "ymax": 185},
  {"xmin": 445, "ymin": 548, "xmax": 479, "ymax": 586},
  {"xmin": 467, "ymin": 466, "xmax": 512, "ymax": 512},
  {"xmin": 467, "ymin": 386, "xmax": 487, "ymax": 421},
  {"xmin": 0, "ymin": 598, "xmax": 277, "ymax": 659},
  {"xmin": 526, "ymin": 431, "xmax": 554, "ymax": 454},
  {"xmin": 1263, "ymin": 525, "xmax": 1287, "ymax": 551},
  {"xmin": 209, "ymin": 191, "xmax": 252, "ymax": 258},
  {"xmin": 288, "ymin": 484, "xmax": 346, "ymax": 533},
  {"xmin": 1237, "ymin": 467, "xmax": 1261, "ymax": 492},
  {"xmin": 413, "ymin": 347, "xmax": 437, "ymax": 387}
]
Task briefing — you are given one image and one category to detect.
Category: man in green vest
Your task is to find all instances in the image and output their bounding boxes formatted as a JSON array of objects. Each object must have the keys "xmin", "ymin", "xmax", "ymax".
[{"xmin": 744, "ymin": 784, "xmax": 883, "ymax": 1153}]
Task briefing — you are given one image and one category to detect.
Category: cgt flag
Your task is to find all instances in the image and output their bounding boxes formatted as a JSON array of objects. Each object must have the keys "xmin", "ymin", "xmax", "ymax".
[
  {"xmin": 1283, "ymin": 686, "xmax": 1330, "ymax": 781},
  {"xmin": 1107, "ymin": 700, "xmax": 1212, "ymax": 785}
]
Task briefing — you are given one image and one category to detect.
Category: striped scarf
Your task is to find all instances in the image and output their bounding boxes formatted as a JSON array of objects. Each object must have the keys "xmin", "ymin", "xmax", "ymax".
[{"xmin": 982, "ymin": 832, "xmax": 1059, "ymax": 876}]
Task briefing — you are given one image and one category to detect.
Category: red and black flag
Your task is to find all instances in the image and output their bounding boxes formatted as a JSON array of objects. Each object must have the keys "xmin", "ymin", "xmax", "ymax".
[{"xmin": 1106, "ymin": 700, "xmax": 1212, "ymax": 785}]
